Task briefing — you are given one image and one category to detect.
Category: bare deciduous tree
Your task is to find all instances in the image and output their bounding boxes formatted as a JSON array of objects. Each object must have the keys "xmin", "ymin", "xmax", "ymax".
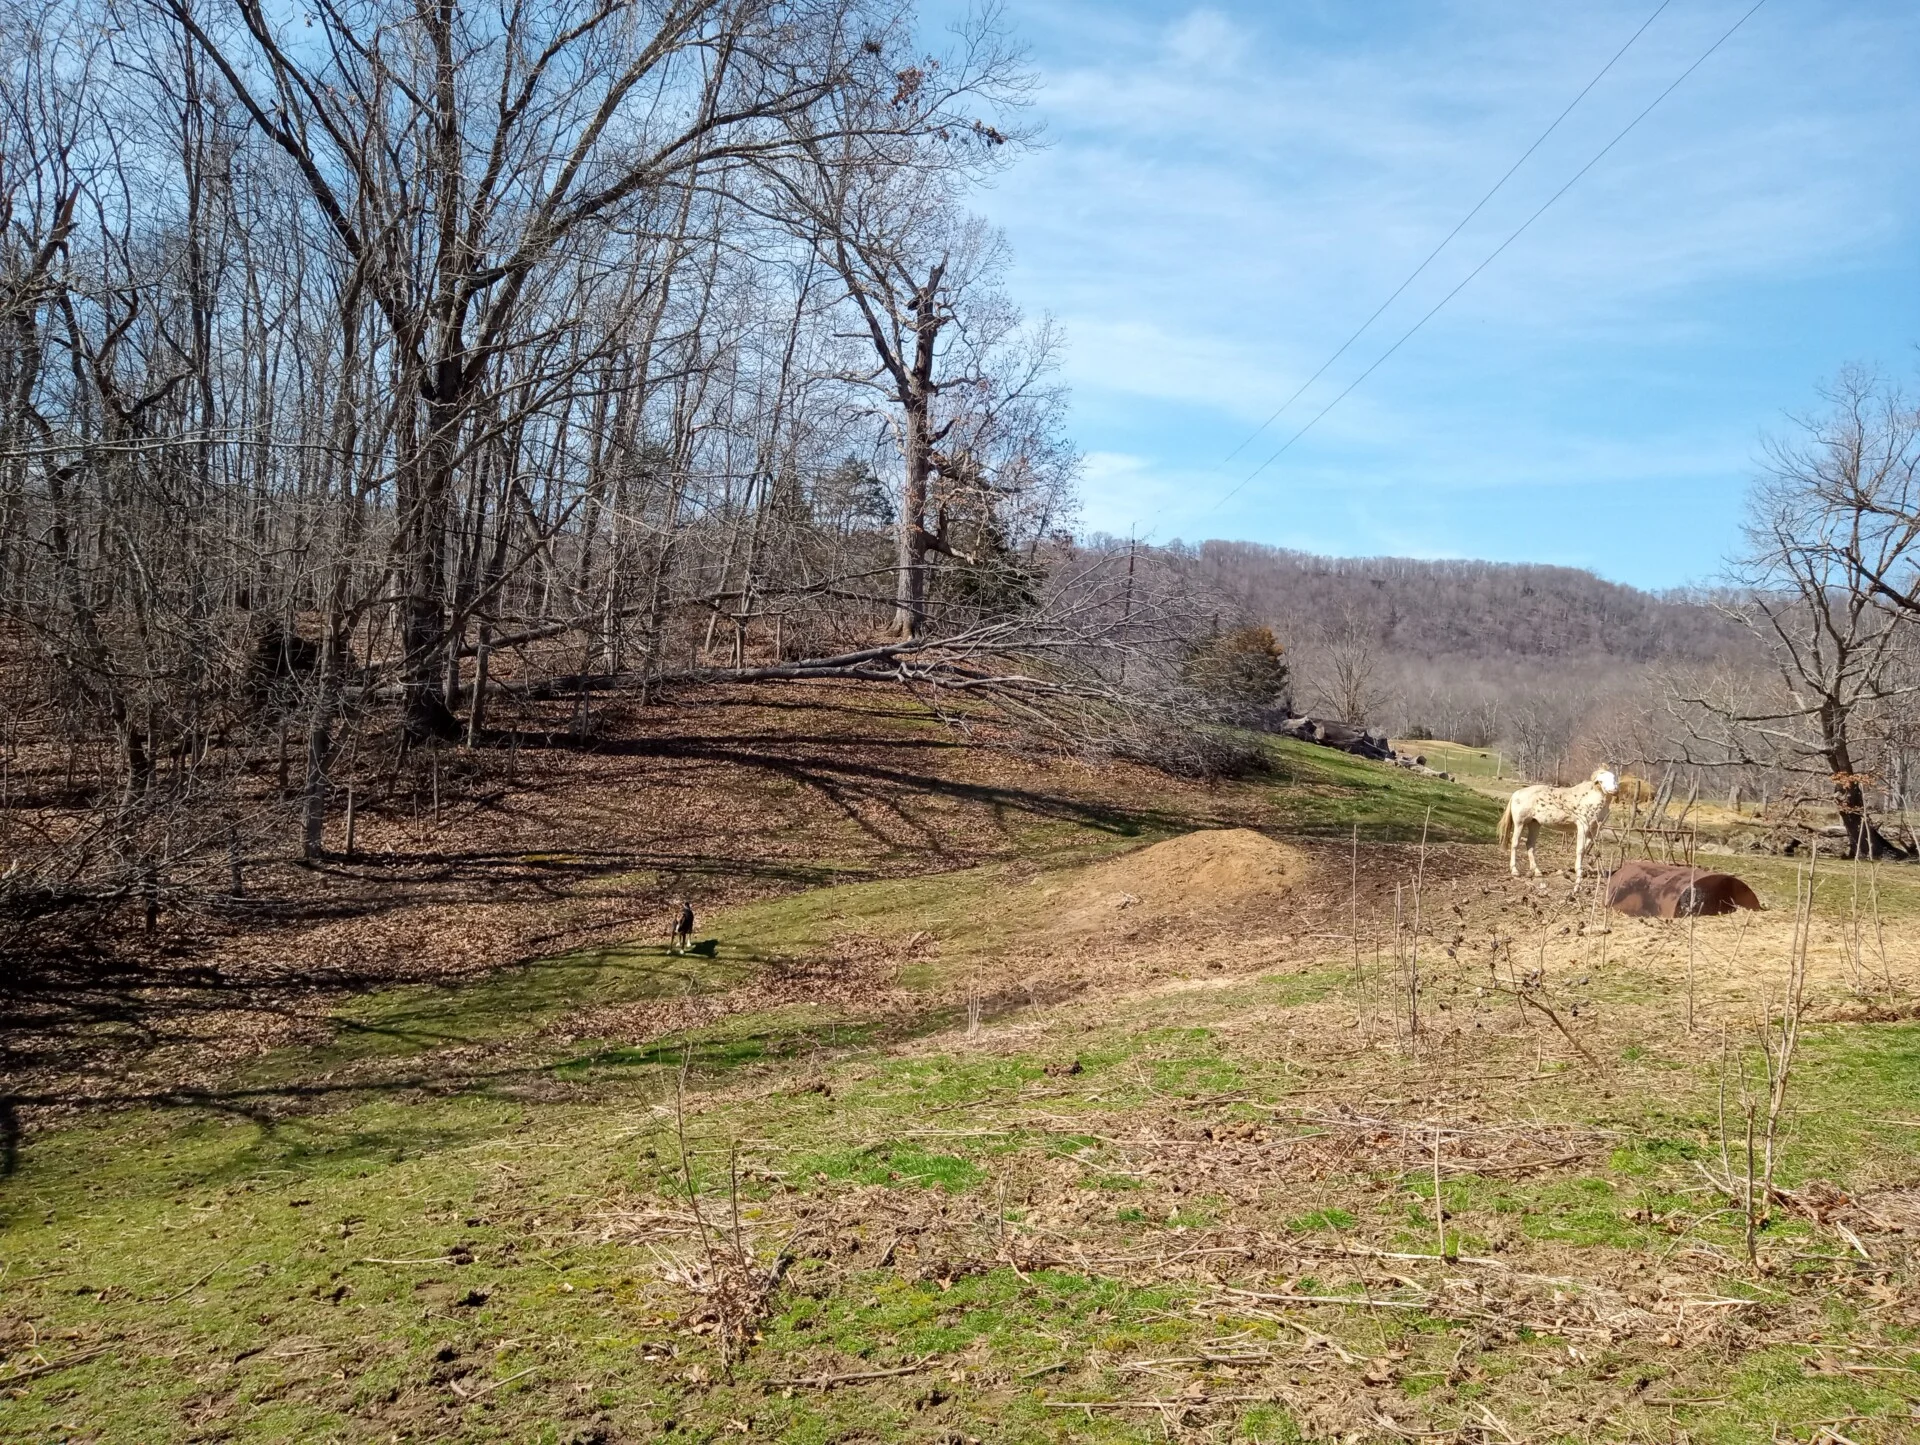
[
  {"xmin": 1669, "ymin": 371, "xmax": 1920, "ymax": 858},
  {"xmin": 1302, "ymin": 602, "xmax": 1386, "ymax": 727},
  {"xmin": 1, "ymin": 0, "xmax": 1232, "ymax": 954}
]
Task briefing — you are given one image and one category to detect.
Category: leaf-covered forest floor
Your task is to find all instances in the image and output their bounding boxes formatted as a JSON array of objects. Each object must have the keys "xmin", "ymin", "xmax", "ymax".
[
  {"xmin": 2, "ymin": 684, "xmax": 1479, "ymax": 1116},
  {"xmin": 4, "ymin": 687, "xmax": 1919, "ymax": 1443}
]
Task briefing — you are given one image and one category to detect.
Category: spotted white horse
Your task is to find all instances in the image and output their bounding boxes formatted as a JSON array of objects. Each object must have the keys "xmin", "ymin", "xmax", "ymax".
[{"xmin": 1499, "ymin": 767, "xmax": 1620, "ymax": 885}]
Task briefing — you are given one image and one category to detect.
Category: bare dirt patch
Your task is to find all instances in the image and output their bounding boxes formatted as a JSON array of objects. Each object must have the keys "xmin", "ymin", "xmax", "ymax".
[{"xmin": 1039, "ymin": 827, "xmax": 1307, "ymax": 938}]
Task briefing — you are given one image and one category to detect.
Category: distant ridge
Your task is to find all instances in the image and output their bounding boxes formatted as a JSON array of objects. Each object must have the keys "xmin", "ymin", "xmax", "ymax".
[{"xmin": 1175, "ymin": 540, "xmax": 1739, "ymax": 664}]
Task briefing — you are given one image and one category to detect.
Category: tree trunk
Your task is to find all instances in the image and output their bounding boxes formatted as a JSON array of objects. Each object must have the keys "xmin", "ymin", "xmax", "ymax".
[
  {"xmin": 399, "ymin": 381, "xmax": 461, "ymax": 742},
  {"xmin": 893, "ymin": 395, "xmax": 931, "ymax": 637},
  {"xmin": 466, "ymin": 623, "xmax": 490, "ymax": 747},
  {"xmin": 1823, "ymin": 708, "xmax": 1907, "ymax": 859},
  {"xmin": 891, "ymin": 264, "xmax": 945, "ymax": 639},
  {"xmin": 301, "ymin": 635, "xmax": 337, "ymax": 861}
]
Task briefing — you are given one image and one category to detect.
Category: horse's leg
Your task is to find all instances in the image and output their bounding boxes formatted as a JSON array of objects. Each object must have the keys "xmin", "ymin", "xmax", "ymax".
[
  {"xmin": 1508, "ymin": 809, "xmax": 1521, "ymax": 877},
  {"xmin": 1574, "ymin": 820, "xmax": 1587, "ymax": 886},
  {"xmin": 1526, "ymin": 821, "xmax": 1542, "ymax": 877}
]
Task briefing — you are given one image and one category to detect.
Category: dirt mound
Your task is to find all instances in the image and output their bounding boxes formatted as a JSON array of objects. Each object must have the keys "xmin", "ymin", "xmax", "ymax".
[{"xmin": 1038, "ymin": 829, "xmax": 1306, "ymax": 936}]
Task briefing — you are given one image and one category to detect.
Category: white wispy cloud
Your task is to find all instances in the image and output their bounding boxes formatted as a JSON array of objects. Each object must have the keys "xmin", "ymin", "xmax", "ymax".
[{"xmin": 957, "ymin": 0, "xmax": 1920, "ymax": 580}]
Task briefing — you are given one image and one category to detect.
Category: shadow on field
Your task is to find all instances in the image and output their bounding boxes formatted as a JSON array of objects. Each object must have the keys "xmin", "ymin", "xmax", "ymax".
[
  {"xmin": 1, "ymin": 684, "xmax": 1210, "ymax": 1125},
  {"xmin": 0, "ymin": 960, "xmax": 971, "ymax": 1185}
]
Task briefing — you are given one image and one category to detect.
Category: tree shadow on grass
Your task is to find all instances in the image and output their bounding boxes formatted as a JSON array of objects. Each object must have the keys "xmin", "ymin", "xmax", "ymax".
[
  {"xmin": 0, "ymin": 973, "xmax": 977, "ymax": 1195},
  {"xmin": 1, "ymin": 735, "xmax": 1185, "ymax": 1110}
]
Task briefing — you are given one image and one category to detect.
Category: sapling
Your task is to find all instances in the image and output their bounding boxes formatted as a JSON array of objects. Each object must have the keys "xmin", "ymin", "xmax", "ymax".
[
  {"xmin": 1866, "ymin": 841, "xmax": 1893, "ymax": 994},
  {"xmin": 1686, "ymin": 908, "xmax": 1697, "ymax": 1035},
  {"xmin": 1757, "ymin": 851, "xmax": 1813, "ymax": 1231},
  {"xmin": 1349, "ymin": 821, "xmax": 1361, "ymax": 984},
  {"xmin": 1711, "ymin": 850, "xmax": 1813, "ymax": 1270},
  {"xmin": 1407, "ymin": 805, "xmax": 1432, "ymax": 1047}
]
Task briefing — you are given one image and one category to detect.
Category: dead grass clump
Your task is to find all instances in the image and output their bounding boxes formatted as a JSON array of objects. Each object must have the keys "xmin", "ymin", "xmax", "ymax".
[
  {"xmin": 1815, "ymin": 997, "xmax": 1920, "ymax": 1023},
  {"xmin": 657, "ymin": 1234, "xmax": 787, "ymax": 1374},
  {"xmin": 1831, "ymin": 1186, "xmax": 1920, "ymax": 1237}
]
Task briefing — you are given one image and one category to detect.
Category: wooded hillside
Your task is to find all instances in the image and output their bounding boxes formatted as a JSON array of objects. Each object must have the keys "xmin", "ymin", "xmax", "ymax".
[
  {"xmin": 1159, "ymin": 539, "xmax": 1756, "ymax": 778},
  {"xmin": 1179, "ymin": 540, "xmax": 1742, "ymax": 664},
  {"xmin": 3, "ymin": 1, "xmax": 1226, "ymax": 943}
]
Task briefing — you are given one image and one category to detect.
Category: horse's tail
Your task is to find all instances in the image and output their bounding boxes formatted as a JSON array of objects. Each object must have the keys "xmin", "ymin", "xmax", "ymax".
[{"xmin": 1497, "ymin": 796, "xmax": 1514, "ymax": 847}]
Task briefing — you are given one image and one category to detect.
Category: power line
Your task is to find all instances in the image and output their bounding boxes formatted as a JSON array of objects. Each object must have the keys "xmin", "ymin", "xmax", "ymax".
[
  {"xmin": 1213, "ymin": 0, "xmax": 1769, "ymax": 513},
  {"xmin": 1220, "ymin": 0, "xmax": 1675, "ymax": 466}
]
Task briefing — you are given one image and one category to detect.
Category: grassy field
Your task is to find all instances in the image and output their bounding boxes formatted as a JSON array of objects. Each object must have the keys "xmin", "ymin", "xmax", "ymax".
[
  {"xmin": 1263, "ymin": 736, "xmax": 1499, "ymax": 841},
  {"xmin": 1396, "ymin": 739, "xmax": 1513, "ymax": 788},
  {"xmin": 4, "ymin": 723, "xmax": 1919, "ymax": 1443}
]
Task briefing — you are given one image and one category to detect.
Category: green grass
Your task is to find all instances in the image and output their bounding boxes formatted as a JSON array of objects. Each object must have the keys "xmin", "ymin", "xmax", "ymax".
[
  {"xmin": 1396, "ymin": 738, "xmax": 1513, "ymax": 783},
  {"xmin": 1258, "ymin": 734, "xmax": 1505, "ymax": 841},
  {"xmin": 8, "ymin": 966, "xmax": 1920, "ymax": 1440},
  {"xmin": 551, "ymin": 1007, "xmax": 891, "ymax": 1079},
  {"xmin": 1, "ymin": 1093, "xmax": 645, "ymax": 1440},
  {"xmin": 0, "ymin": 1007, "xmax": 1238, "ymax": 1441},
  {"xmin": 1711, "ymin": 852, "xmax": 1920, "ymax": 920},
  {"xmin": 1288, "ymin": 1207, "xmax": 1355, "ymax": 1232},
  {"xmin": 795, "ymin": 1142, "xmax": 987, "ymax": 1193},
  {"xmin": 1776, "ymin": 1020, "xmax": 1920, "ymax": 1182},
  {"xmin": 1704, "ymin": 1346, "xmax": 1918, "ymax": 1445},
  {"xmin": 6, "ymin": 746, "xmax": 1918, "ymax": 1441},
  {"xmin": 243, "ymin": 942, "xmax": 754, "ymax": 1082}
]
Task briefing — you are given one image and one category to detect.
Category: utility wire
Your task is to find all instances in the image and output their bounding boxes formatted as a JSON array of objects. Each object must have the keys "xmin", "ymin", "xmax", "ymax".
[
  {"xmin": 1213, "ymin": 0, "xmax": 1768, "ymax": 513},
  {"xmin": 1220, "ymin": 0, "xmax": 1675, "ymax": 465}
]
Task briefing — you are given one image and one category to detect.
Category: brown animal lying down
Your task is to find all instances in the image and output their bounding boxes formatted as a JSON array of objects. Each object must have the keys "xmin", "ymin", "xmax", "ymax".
[{"xmin": 1605, "ymin": 860, "xmax": 1761, "ymax": 918}]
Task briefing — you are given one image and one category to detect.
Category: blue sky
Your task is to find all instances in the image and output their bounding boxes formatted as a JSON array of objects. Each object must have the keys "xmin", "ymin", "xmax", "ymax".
[{"xmin": 948, "ymin": 0, "xmax": 1920, "ymax": 588}]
